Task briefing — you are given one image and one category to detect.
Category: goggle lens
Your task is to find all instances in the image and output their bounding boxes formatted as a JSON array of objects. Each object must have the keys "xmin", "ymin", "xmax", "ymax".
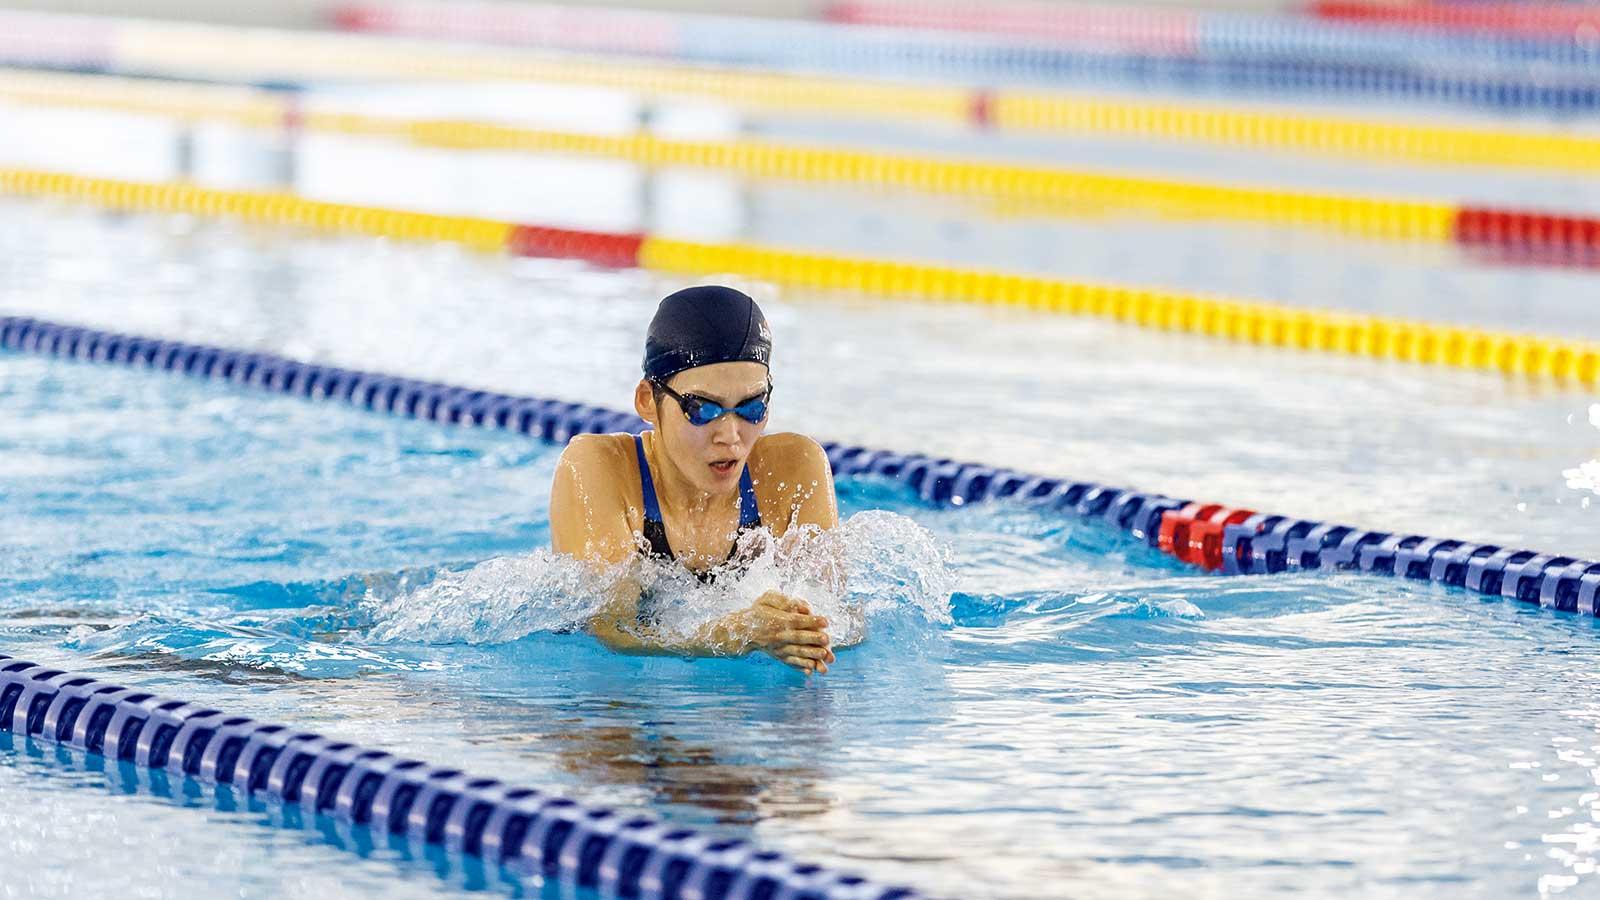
[{"xmin": 682, "ymin": 394, "xmax": 768, "ymax": 426}]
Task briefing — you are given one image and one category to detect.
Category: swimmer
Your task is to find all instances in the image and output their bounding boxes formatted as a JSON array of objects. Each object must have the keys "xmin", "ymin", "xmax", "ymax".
[{"xmin": 550, "ymin": 285, "xmax": 839, "ymax": 674}]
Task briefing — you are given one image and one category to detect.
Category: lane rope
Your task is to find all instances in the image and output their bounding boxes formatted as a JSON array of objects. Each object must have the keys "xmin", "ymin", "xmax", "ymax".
[
  {"xmin": 15, "ymin": 66, "xmax": 1600, "ymax": 264},
  {"xmin": 330, "ymin": 0, "xmax": 1600, "ymax": 70},
  {"xmin": 825, "ymin": 0, "xmax": 1600, "ymax": 66},
  {"xmin": 6, "ymin": 10, "xmax": 1600, "ymax": 173},
  {"xmin": 0, "ymin": 649, "xmax": 918, "ymax": 899},
  {"xmin": 3, "ymin": 168, "xmax": 1596, "ymax": 386},
  {"xmin": 0, "ymin": 68, "xmax": 1475, "ymax": 249},
  {"xmin": 325, "ymin": 0, "xmax": 1600, "ymax": 112},
  {"xmin": 1309, "ymin": 1, "xmax": 1600, "ymax": 41}
]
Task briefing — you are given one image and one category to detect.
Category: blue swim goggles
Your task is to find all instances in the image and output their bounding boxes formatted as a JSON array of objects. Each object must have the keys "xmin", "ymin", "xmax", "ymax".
[{"xmin": 652, "ymin": 379, "xmax": 772, "ymax": 427}]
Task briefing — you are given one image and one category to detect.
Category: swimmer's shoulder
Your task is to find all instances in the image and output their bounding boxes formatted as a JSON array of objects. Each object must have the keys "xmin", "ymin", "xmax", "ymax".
[
  {"xmin": 551, "ymin": 432, "xmax": 647, "ymax": 557},
  {"xmin": 749, "ymin": 432, "xmax": 836, "ymax": 529},
  {"xmin": 559, "ymin": 431, "xmax": 635, "ymax": 468},
  {"xmin": 751, "ymin": 432, "xmax": 830, "ymax": 476},
  {"xmin": 553, "ymin": 432, "xmax": 642, "ymax": 506}
]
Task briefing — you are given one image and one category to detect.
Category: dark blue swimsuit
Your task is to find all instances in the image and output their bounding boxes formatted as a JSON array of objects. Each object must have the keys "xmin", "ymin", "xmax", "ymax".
[{"xmin": 633, "ymin": 433, "xmax": 761, "ymax": 582}]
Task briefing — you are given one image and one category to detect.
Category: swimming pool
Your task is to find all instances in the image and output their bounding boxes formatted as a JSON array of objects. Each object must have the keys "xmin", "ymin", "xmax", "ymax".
[
  {"xmin": 3, "ymin": 4, "xmax": 1600, "ymax": 894},
  {"xmin": 3, "ymin": 176, "xmax": 1599, "ymax": 898}
]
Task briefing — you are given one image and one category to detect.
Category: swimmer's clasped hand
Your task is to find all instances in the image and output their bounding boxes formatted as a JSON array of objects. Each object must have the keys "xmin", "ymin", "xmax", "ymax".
[{"xmin": 724, "ymin": 591, "xmax": 835, "ymax": 675}]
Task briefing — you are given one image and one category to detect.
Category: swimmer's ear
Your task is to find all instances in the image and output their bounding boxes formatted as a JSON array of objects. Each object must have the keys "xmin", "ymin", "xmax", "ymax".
[{"xmin": 634, "ymin": 379, "xmax": 658, "ymax": 425}]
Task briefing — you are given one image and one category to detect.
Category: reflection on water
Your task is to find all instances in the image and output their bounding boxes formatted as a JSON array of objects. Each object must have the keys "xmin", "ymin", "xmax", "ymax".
[{"xmin": 543, "ymin": 716, "xmax": 835, "ymax": 826}]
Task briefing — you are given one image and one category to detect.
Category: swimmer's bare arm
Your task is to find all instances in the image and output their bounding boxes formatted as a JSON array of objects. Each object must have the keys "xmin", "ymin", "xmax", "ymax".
[
  {"xmin": 754, "ymin": 433, "xmax": 840, "ymax": 532},
  {"xmin": 550, "ymin": 436, "xmax": 831, "ymax": 665},
  {"xmin": 591, "ymin": 587, "xmax": 832, "ymax": 664}
]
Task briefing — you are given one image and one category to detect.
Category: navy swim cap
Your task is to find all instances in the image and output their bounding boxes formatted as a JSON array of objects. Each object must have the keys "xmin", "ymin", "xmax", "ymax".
[{"xmin": 642, "ymin": 285, "xmax": 772, "ymax": 381}]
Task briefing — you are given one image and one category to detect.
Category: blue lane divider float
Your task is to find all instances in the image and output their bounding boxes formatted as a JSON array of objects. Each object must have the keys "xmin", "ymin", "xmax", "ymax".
[
  {"xmin": 0, "ymin": 653, "xmax": 916, "ymax": 899},
  {"xmin": 9, "ymin": 8, "xmax": 1600, "ymax": 119},
  {"xmin": 673, "ymin": 19, "xmax": 1600, "ymax": 115},
  {"xmin": 320, "ymin": 2, "xmax": 1600, "ymax": 115},
  {"xmin": 3, "ymin": 314, "xmax": 1597, "ymax": 615},
  {"xmin": 336, "ymin": 0, "xmax": 1600, "ymax": 72},
  {"xmin": 1196, "ymin": 12, "xmax": 1600, "ymax": 69}
]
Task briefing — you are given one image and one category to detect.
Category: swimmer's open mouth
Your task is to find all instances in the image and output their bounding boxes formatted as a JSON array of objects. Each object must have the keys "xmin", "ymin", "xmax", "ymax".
[{"xmin": 709, "ymin": 459, "xmax": 738, "ymax": 474}]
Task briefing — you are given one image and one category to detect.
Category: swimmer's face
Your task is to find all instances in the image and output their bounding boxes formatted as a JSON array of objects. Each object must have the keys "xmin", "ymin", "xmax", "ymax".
[{"xmin": 635, "ymin": 361, "xmax": 770, "ymax": 494}]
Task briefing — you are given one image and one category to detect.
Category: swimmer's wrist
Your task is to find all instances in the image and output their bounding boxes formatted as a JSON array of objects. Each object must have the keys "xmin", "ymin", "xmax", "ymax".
[{"xmin": 700, "ymin": 612, "xmax": 755, "ymax": 657}]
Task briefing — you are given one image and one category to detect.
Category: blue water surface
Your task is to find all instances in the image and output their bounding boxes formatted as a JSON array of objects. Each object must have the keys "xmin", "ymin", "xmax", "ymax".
[{"xmin": 4, "ymin": 351, "xmax": 1600, "ymax": 899}]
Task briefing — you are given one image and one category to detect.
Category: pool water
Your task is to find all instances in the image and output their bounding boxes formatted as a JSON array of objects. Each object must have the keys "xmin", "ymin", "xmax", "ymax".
[{"xmin": 4, "ymin": 267, "xmax": 1600, "ymax": 897}]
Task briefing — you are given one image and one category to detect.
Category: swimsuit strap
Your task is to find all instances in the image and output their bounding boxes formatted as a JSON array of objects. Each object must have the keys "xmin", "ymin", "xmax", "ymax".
[
  {"xmin": 633, "ymin": 434, "xmax": 674, "ymax": 560},
  {"xmin": 633, "ymin": 433, "xmax": 763, "ymax": 571},
  {"xmin": 738, "ymin": 464, "xmax": 761, "ymax": 529}
]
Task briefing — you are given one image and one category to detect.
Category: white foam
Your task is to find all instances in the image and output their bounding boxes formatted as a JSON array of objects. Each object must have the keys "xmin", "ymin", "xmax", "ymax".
[{"xmin": 360, "ymin": 509, "xmax": 954, "ymax": 648}]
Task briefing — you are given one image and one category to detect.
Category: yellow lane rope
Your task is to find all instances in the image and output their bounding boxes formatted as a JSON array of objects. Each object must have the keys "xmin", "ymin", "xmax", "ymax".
[
  {"xmin": 989, "ymin": 92, "xmax": 1600, "ymax": 174},
  {"xmin": 63, "ymin": 17, "xmax": 1600, "ymax": 173},
  {"xmin": 0, "ymin": 70, "xmax": 1456, "ymax": 243},
  {"xmin": 2, "ymin": 167, "xmax": 1593, "ymax": 385},
  {"xmin": 0, "ymin": 169, "xmax": 513, "ymax": 251}
]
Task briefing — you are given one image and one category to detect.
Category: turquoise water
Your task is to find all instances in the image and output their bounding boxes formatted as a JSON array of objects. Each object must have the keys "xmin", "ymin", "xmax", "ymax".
[{"xmin": 5, "ymin": 342, "xmax": 1600, "ymax": 899}]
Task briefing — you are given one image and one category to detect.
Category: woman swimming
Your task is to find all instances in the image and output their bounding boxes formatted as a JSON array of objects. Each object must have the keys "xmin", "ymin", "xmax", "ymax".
[{"xmin": 549, "ymin": 285, "xmax": 839, "ymax": 674}]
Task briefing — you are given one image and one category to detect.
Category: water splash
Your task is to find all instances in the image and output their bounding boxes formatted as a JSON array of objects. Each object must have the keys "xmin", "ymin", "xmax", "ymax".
[
  {"xmin": 359, "ymin": 510, "xmax": 953, "ymax": 648},
  {"xmin": 61, "ymin": 613, "xmax": 431, "ymax": 679},
  {"xmin": 360, "ymin": 551, "xmax": 606, "ymax": 645}
]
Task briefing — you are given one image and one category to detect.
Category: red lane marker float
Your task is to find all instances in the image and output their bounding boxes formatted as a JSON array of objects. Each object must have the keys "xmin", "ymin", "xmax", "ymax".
[
  {"xmin": 1309, "ymin": 0, "xmax": 1600, "ymax": 40},
  {"xmin": 505, "ymin": 225, "xmax": 644, "ymax": 268},
  {"xmin": 1453, "ymin": 207, "xmax": 1600, "ymax": 269},
  {"xmin": 969, "ymin": 88, "xmax": 994, "ymax": 129},
  {"xmin": 1158, "ymin": 502, "xmax": 1258, "ymax": 572},
  {"xmin": 823, "ymin": 0, "xmax": 1201, "ymax": 54}
]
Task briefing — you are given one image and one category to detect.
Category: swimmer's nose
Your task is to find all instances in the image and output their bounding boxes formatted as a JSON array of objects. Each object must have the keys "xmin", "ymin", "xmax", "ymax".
[{"xmin": 709, "ymin": 413, "xmax": 741, "ymax": 445}]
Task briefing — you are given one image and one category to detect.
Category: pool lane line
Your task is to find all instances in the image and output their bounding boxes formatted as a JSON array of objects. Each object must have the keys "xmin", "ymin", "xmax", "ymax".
[
  {"xmin": 0, "ymin": 730, "xmax": 544, "ymax": 896},
  {"xmin": 10, "ymin": 10, "xmax": 1600, "ymax": 174},
  {"xmin": 4, "ymin": 314, "xmax": 1599, "ymax": 614},
  {"xmin": 0, "ymin": 653, "xmax": 920, "ymax": 900},
  {"xmin": 0, "ymin": 67, "xmax": 1480, "ymax": 249},
  {"xmin": 3, "ymin": 168, "xmax": 1597, "ymax": 387},
  {"xmin": 1308, "ymin": 1, "xmax": 1600, "ymax": 41},
  {"xmin": 354, "ymin": 0, "xmax": 1600, "ymax": 71},
  {"xmin": 824, "ymin": 0, "xmax": 1600, "ymax": 65},
  {"xmin": 325, "ymin": 0, "xmax": 1600, "ymax": 114}
]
